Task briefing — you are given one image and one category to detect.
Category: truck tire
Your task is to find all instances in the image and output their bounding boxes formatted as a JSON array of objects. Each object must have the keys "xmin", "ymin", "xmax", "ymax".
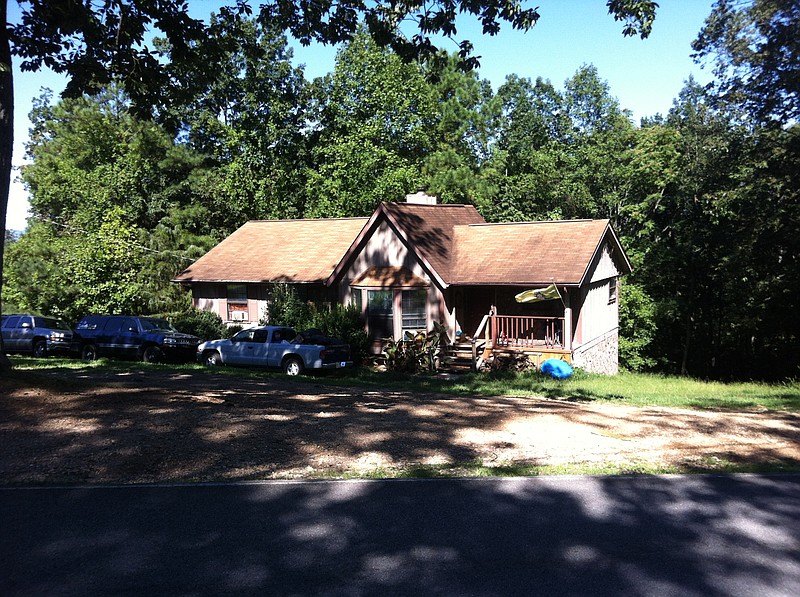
[
  {"xmin": 204, "ymin": 351, "xmax": 222, "ymax": 367},
  {"xmin": 81, "ymin": 344, "xmax": 98, "ymax": 361},
  {"xmin": 142, "ymin": 345, "xmax": 163, "ymax": 364},
  {"xmin": 33, "ymin": 339, "xmax": 47, "ymax": 358},
  {"xmin": 283, "ymin": 356, "xmax": 303, "ymax": 376}
]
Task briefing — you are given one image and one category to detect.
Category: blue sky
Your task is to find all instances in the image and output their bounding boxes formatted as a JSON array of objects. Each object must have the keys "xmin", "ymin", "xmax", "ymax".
[{"xmin": 6, "ymin": 0, "xmax": 716, "ymax": 230}]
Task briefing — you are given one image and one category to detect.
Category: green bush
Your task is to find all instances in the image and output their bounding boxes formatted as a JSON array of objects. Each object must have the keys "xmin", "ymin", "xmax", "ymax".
[
  {"xmin": 172, "ymin": 308, "xmax": 226, "ymax": 340},
  {"xmin": 311, "ymin": 303, "xmax": 370, "ymax": 365},
  {"xmin": 223, "ymin": 324, "xmax": 243, "ymax": 338},
  {"xmin": 619, "ymin": 282, "xmax": 658, "ymax": 372},
  {"xmin": 264, "ymin": 283, "xmax": 312, "ymax": 329}
]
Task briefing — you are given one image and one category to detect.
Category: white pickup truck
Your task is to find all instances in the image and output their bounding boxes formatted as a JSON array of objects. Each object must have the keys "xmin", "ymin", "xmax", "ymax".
[{"xmin": 197, "ymin": 325, "xmax": 352, "ymax": 375}]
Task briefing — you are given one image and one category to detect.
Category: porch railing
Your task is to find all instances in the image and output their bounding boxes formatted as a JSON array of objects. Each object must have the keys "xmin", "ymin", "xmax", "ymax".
[{"xmin": 490, "ymin": 315, "xmax": 565, "ymax": 350}]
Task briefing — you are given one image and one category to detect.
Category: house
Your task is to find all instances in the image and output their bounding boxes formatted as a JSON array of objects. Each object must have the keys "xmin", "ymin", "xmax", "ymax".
[{"xmin": 173, "ymin": 192, "xmax": 632, "ymax": 374}]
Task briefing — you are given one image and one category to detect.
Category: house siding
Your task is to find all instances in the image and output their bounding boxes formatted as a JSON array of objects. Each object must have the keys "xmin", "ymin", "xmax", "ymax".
[
  {"xmin": 191, "ymin": 282, "xmax": 332, "ymax": 326},
  {"xmin": 576, "ymin": 279, "xmax": 619, "ymax": 347},
  {"xmin": 574, "ymin": 237, "xmax": 623, "ymax": 353}
]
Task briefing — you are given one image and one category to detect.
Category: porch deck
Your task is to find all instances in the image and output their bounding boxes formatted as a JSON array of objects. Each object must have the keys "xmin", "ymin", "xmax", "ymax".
[{"xmin": 444, "ymin": 314, "xmax": 571, "ymax": 371}]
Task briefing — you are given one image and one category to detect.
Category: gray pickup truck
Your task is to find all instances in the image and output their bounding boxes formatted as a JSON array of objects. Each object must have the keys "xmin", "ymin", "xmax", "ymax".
[{"xmin": 197, "ymin": 325, "xmax": 352, "ymax": 375}]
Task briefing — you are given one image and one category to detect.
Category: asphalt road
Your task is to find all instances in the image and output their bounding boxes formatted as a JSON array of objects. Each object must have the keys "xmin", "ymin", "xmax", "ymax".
[{"xmin": 1, "ymin": 474, "xmax": 799, "ymax": 596}]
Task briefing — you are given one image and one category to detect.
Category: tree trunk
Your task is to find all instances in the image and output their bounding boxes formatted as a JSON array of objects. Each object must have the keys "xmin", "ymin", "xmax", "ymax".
[{"xmin": 1, "ymin": 0, "xmax": 14, "ymax": 368}]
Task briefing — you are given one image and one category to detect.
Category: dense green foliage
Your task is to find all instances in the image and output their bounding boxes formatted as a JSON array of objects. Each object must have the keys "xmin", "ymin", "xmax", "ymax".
[
  {"xmin": 171, "ymin": 308, "xmax": 227, "ymax": 341},
  {"xmin": 4, "ymin": 3, "xmax": 799, "ymax": 379}
]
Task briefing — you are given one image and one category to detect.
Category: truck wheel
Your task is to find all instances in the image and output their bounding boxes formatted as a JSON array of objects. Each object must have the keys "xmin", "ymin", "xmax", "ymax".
[
  {"xmin": 81, "ymin": 344, "xmax": 98, "ymax": 361},
  {"xmin": 33, "ymin": 339, "xmax": 47, "ymax": 358},
  {"xmin": 283, "ymin": 357, "xmax": 303, "ymax": 376},
  {"xmin": 204, "ymin": 351, "xmax": 222, "ymax": 367},
  {"xmin": 142, "ymin": 346, "xmax": 163, "ymax": 364}
]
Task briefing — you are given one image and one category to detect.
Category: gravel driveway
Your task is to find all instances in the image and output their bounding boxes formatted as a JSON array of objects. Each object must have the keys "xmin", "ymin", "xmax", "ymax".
[{"xmin": 1, "ymin": 368, "xmax": 798, "ymax": 484}]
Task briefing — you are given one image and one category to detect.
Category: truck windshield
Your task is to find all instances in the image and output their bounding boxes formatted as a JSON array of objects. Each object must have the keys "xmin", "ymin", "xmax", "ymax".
[
  {"xmin": 35, "ymin": 317, "xmax": 70, "ymax": 330},
  {"xmin": 140, "ymin": 318, "xmax": 177, "ymax": 332}
]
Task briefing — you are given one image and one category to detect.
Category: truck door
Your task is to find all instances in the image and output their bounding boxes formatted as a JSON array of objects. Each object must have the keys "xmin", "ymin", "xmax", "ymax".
[
  {"xmin": 16, "ymin": 316, "xmax": 34, "ymax": 352},
  {"xmin": 2, "ymin": 315, "xmax": 21, "ymax": 351},
  {"xmin": 246, "ymin": 328, "xmax": 270, "ymax": 365},
  {"xmin": 266, "ymin": 328, "xmax": 297, "ymax": 367},
  {"xmin": 101, "ymin": 317, "xmax": 139, "ymax": 358},
  {"xmin": 226, "ymin": 328, "xmax": 258, "ymax": 365},
  {"xmin": 116, "ymin": 317, "xmax": 141, "ymax": 359}
]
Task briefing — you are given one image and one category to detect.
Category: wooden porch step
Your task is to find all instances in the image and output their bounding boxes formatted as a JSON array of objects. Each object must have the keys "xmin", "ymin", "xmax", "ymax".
[{"xmin": 439, "ymin": 342, "xmax": 478, "ymax": 373}]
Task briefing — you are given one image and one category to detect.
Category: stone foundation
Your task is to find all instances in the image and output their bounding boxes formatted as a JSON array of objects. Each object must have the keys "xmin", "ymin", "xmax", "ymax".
[{"xmin": 572, "ymin": 330, "xmax": 619, "ymax": 375}]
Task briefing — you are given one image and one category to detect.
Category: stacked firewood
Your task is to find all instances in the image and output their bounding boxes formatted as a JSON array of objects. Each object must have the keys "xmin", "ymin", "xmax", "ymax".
[{"xmin": 478, "ymin": 353, "xmax": 536, "ymax": 373}]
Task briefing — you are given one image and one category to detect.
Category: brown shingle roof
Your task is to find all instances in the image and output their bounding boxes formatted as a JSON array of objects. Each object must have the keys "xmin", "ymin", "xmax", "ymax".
[
  {"xmin": 172, "ymin": 218, "xmax": 369, "ymax": 284},
  {"xmin": 450, "ymin": 219, "xmax": 623, "ymax": 285}
]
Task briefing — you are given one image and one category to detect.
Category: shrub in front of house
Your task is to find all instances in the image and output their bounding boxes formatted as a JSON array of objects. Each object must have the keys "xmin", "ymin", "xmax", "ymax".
[
  {"xmin": 172, "ymin": 308, "xmax": 227, "ymax": 341},
  {"xmin": 311, "ymin": 303, "xmax": 370, "ymax": 366},
  {"xmin": 264, "ymin": 283, "xmax": 312, "ymax": 330}
]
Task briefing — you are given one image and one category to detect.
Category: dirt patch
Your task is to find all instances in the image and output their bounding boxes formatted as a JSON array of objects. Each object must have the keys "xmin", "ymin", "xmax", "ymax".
[{"xmin": 1, "ymin": 369, "xmax": 798, "ymax": 484}]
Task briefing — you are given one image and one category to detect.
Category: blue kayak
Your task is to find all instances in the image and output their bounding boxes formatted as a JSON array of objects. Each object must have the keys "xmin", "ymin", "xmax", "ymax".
[{"xmin": 541, "ymin": 358, "xmax": 573, "ymax": 379}]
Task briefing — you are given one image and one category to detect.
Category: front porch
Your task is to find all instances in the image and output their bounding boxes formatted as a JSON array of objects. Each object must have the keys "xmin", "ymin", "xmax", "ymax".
[{"xmin": 444, "ymin": 312, "xmax": 573, "ymax": 372}]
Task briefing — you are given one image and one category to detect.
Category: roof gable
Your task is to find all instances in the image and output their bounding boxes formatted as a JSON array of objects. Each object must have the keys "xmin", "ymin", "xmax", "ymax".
[
  {"xmin": 328, "ymin": 202, "xmax": 486, "ymax": 287},
  {"xmin": 172, "ymin": 218, "xmax": 369, "ymax": 284}
]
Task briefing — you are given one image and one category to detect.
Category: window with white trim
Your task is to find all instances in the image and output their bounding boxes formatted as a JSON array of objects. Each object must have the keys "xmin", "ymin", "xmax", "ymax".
[{"xmin": 401, "ymin": 289, "xmax": 427, "ymax": 336}]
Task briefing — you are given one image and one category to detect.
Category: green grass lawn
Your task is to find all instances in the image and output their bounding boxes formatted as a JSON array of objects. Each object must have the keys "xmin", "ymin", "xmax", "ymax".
[{"xmin": 7, "ymin": 355, "xmax": 800, "ymax": 411}]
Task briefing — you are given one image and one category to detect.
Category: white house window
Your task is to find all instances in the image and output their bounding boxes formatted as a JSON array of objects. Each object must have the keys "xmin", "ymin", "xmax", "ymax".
[
  {"xmin": 608, "ymin": 278, "xmax": 618, "ymax": 304},
  {"xmin": 401, "ymin": 289, "xmax": 427, "ymax": 336},
  {"xmin": 227, "ymin": 284, "xmax": 249, "ymax": 321}
]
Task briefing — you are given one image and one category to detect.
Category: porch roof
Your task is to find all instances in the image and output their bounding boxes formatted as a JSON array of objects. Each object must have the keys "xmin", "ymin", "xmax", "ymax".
[
  {"xmin": 172, "ymin": 217, "xmax": 369, "ymax": 284},
  {"xmin": 352, "ymin": 266, "xmax": 429, "ymax": 288},
  {"xmin": 449, "ymin": 219, "xmax": 627, "ymax": 285}
]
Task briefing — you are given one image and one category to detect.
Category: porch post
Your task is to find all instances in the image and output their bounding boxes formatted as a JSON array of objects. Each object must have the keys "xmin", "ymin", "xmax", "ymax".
[
  {"xmin": 489, "ymin": 305, "xmax": 497, "ymax": 348},
  {"xmin": 562, "ymin": 288, "xmax": 572, "ymax": 352}
]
